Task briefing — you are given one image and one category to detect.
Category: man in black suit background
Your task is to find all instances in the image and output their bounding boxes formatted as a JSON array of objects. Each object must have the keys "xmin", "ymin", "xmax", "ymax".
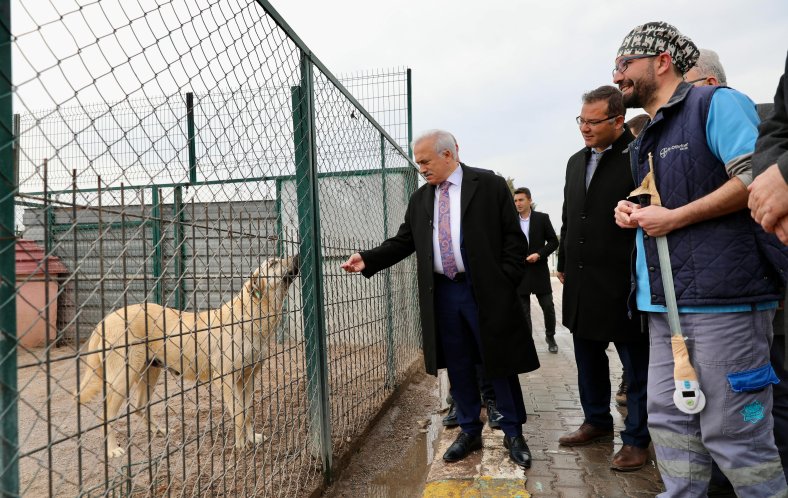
[
  {"xmin": 341, "ymin": 129, "xmax": 539, "ymax": 468},
  {"xmin": 514, "ymin": 187, "xmax": 559, "ymax": 353},
  {"xmin": 556, "ymin": 86, "xmax": 650, "ymax": 471}
]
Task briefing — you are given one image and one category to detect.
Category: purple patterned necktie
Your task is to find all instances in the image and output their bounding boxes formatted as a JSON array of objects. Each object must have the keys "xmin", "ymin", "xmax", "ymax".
[{"xmin": 438, "ymin": 181, "xmax": 459, "ymax": 279}]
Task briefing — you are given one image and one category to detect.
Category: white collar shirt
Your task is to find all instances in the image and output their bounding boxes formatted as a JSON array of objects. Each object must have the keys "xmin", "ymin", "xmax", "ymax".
[
  {"xmin": 519, "ymin": 212, "xmax": 531, "ymax": 243},
  {"xmin": 586, "ymin": 144, "xmax": 612, "ymax": 189},
  {"xmin": 432, "ymin": 165, "xmax": 466, "ymax": 274}
]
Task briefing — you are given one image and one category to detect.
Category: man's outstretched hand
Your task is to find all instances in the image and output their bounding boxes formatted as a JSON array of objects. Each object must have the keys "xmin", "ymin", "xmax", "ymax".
[{"xmin": 341, "ymin": 253, "xmax": 366, "ymax": 273}]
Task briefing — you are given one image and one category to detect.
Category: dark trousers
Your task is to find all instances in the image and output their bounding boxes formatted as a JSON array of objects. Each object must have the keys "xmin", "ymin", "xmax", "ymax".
[
  {"xmin": 572, "ymin": 335, "xmax": 650, "ymax": 448},
  {"xmin": 434, "ymin": 274, "xmax": 527, "ymax": 438},
  {"xmin": 445, "ymin": 364, "xmax": 496, "ymax": 406},
  {"xmin": 521, "ymin": 292, "xmax": 556, "ymax": 338}
]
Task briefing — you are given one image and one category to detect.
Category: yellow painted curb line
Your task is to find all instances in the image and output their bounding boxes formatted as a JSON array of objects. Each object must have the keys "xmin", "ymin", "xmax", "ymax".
[{"xmin": 423, "ymin": 476, "xmax": 529, "ymax": 497}]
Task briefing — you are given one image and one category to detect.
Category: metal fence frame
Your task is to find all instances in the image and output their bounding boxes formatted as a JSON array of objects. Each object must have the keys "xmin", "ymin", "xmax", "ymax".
[{"xmin": 0, "ymin": 1, "xmax": 422, "ymax": 495}]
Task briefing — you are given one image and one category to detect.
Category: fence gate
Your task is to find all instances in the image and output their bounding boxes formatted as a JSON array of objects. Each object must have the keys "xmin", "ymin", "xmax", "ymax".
[{"xmin": 0, "ymin": 1, "xmax": 422, "ymax": 496}]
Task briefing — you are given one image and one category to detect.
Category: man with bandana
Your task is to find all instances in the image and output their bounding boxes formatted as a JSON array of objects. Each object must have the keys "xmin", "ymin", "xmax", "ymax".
[{"xmin": 613, "ymin": 22, "xmax": 788, "ymax": 497}]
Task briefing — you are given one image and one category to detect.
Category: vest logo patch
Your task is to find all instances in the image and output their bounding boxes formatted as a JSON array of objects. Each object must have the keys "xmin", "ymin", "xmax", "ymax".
[
  {"xmin": 659, "ymin": 143, "xmax": 689, "ymax": 158},
  {"xmin": 741, "ymin": 400, "xmax": 765, "ymax": 424}
]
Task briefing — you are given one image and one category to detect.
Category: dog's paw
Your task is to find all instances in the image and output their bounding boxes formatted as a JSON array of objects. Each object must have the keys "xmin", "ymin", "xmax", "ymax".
[
  {"xmin": 252, "ymin": 433, "xmax": 266, "ymax": 445},
  {"xmin": 108, "ymin": 446, "xmax": 126, "ymax": 458}
]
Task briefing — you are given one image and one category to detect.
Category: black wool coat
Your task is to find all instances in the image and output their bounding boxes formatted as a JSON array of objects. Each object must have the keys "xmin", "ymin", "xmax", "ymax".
[
  {"xmin": 360, "ymin": 164, "xmax": 540, "ymax": 378},
  {"xmin": 518, "ymin": 210, "xmax": 559, "ymax": 296},
  {"xmin": 753, "ymin": 49, "xmax": 788, "ymax": 179},
  {"xmin": 557, "ymin": 129, "xmax": 642, "ymax": 342}
]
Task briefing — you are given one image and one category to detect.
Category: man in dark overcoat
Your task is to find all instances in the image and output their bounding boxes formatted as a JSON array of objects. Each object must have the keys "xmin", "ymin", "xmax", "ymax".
[
  {"xmin": 341, "ymin": 129, "xmax": 539, "ymax": 468},
  {"xmin": 751, "ymin": 49, "xmax": 788, "ymax": 486},
  {"xmin": 556, "ymin": 86, "xmax": 650, "ymax": 471},
  {"xmin": 514, "ymin": 187, "xmax": 559, "ymax": 353}
]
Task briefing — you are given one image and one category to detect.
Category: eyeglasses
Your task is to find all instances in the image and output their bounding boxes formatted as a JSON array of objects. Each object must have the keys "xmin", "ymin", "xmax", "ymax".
[
  {"xmin": 612, "ymin": 54, "xmax": 657, "ymax": 76},
  {"xmin": 576, "ymin": 115, "xmax": 618, "ymax": 126},
  {"xmin": 685, "ymin": 77, "xmax": 707, "ymax": 86}
]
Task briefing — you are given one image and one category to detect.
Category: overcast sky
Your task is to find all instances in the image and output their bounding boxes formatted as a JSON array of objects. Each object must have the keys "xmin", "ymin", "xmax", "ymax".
[{"xmin": 270, "ymin": 0, "xmax": 788, "ymax": 225}]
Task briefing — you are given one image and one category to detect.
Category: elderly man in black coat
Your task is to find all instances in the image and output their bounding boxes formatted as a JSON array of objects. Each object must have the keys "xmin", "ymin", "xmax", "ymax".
[
  {"xmin": 341, "ymin": 130, "xmax": 539, "ymax": 468},
  {"xmin": 556, "ymin": 86, "xmax": 650, "ymax": 471}
]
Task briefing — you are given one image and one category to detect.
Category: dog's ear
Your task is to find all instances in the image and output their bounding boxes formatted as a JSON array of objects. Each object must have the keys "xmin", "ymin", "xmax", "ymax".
[{"xmin": 247, "ymin": 266, "xmax": 265, "ymax": 300}]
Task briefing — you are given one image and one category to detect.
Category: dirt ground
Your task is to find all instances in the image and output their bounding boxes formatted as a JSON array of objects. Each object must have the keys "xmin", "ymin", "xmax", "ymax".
[
  {"xmin": 16, "ymin": 343, "xmax": 323, "ymax": 497},
  {"xmin": 15, "ymin": 338, "xmax": 416, "ymax": 497},
  {"xmin": 321, "ymin": 370, "xmax": 440, "ymax": 498}
]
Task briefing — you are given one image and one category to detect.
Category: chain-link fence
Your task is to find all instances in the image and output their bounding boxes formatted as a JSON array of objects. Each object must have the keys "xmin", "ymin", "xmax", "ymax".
[{"xmin": 0, "ymin": 1, "xmax": 422, "ymax": 496}]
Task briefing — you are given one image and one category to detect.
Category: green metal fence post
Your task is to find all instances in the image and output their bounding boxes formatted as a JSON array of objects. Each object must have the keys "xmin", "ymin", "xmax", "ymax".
[
  {"xmin": 186, "ymin": 93, "xmax": 197, "ymax": 185},
  {"xmin": 404, "ymin": 68, "xmax": 417, "ymax": 199},
  {"xmin": 291, "ymin": 53, "xmax": 332, "ymax": 481},
  {"xmin": 173, "ymin": 186, "xmax": 186, "ymax": 310},
  {"xmin": 275, "ymin": 179, "xmax": 283, "ymax": 258},
  {"xmin": 151, "ymin": 187, "xmax": 163, "ymax": 305},
  {"xmin": 0, "ymin": 0, "xmax": 18, "ymax": 495},
  {"xmin": 381, "ymin": 135, "xmax": 395, "ymax": 389},
  {"xmin": 406, "ymin": 68, "xmax": 413, "ymax": 160},
  {"xmin": 11, "ymin": 114, "xmax": 17, "ymax": 202},
  {"xmin": 274, "ymin": 178, "xmax": 289, "ymax": 344},
  {"xmin": 44, "ymin": 162, "xmax": 53, "ymax": 256}
]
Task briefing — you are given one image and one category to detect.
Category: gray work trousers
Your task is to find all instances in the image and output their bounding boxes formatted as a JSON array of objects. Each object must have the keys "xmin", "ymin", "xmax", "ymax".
[{"xmin": 647, "ymin": 310, "xmax": 787, "ymax": 498}]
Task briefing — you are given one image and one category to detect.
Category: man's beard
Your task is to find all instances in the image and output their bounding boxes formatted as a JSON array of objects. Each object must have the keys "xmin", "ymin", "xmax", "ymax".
[{"xmin": 622, "ymin": 66, "xmax": 658, "ymax": 109}]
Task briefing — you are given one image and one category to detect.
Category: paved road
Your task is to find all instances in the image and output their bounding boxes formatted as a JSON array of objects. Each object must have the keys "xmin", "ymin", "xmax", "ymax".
[{"xmin": 424, "ymin": 278, "xmax": 665, "ymax": 497}]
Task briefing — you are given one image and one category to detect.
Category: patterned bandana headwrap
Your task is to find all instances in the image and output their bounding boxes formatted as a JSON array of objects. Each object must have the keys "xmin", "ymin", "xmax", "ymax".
[{"xmin": 617, "ymin": 21, "xmax": 700, "ymax": 75}]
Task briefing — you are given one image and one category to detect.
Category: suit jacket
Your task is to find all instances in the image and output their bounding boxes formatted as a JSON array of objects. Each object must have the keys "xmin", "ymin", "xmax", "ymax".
[
  {"xmin": 518, "ymin": 210, "xmax": 558, "ymax": 296},
  {"xmin": 359, "ymin": 164, "xmax": 540, "ymax": 378},
  {"xmin": 557, "ymin": 129, "xmax": 642, "ymax": 342}
]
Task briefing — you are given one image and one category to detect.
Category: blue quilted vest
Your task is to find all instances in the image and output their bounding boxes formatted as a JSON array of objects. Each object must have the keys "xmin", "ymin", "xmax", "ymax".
[{"xmin": 630, "ymin": 83, "xmax": 782, "ymax": 306}]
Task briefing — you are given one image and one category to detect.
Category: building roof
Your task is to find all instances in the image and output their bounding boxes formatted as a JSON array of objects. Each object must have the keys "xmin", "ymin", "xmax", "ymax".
[{"xmin": 16, "ymin": 239, "xmax": 68, "ymax": 276}]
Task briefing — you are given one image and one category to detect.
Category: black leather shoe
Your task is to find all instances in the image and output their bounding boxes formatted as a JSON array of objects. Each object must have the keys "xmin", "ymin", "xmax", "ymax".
[
  {"xmin": 443, "ymin": 432, "xmax": 482, "ymax": 463},
  {"xmin": 442, "ymin": 403, "xmax": 459, "ymax": 427},
  {"xmin": 546, "ymin": 336, "xmax": 558, "ymax": 354},
  {"xmin": 486, "ymin": 400, "xmax": 503, "ymax": 430},
  {"xmin": 503, "ymin": 434, "xmax": 532, "ymax": 469}
]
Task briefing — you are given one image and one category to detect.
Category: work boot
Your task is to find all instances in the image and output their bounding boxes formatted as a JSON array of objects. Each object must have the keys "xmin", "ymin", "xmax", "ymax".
[{"xmin": 616, "ymin": 378, "xmax": 628, "ymax": 407}]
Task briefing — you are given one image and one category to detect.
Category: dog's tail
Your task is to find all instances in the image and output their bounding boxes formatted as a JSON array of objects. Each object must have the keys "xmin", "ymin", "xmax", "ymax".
[{"xmin": 76, "ymin": 328, "xmax": 106, "ymax": 404}]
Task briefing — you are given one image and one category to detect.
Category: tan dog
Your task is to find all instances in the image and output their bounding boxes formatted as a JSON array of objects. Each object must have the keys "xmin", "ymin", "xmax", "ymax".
[{"xmin": 77, "ymin": 255, "xmax": 299, "ymax": 458}]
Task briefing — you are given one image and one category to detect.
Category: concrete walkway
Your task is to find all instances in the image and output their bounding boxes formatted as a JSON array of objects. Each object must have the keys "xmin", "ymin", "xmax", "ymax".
[{"xmin": 423, "ymin": 278, "xmax": 665, "ymax": 497}]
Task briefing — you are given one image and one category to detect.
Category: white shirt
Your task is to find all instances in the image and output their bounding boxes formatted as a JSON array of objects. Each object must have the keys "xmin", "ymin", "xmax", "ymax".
[
  {"xmin": 432, "ymin": 165, "xmax": 466, "ymax": 274},
  {"xmin": 586, "ymin": 144, "xmax": 612, "ymax": 189},
  {"xmin": 519, "ymin": 212, "xmax": 531, "ymax": 243}
]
